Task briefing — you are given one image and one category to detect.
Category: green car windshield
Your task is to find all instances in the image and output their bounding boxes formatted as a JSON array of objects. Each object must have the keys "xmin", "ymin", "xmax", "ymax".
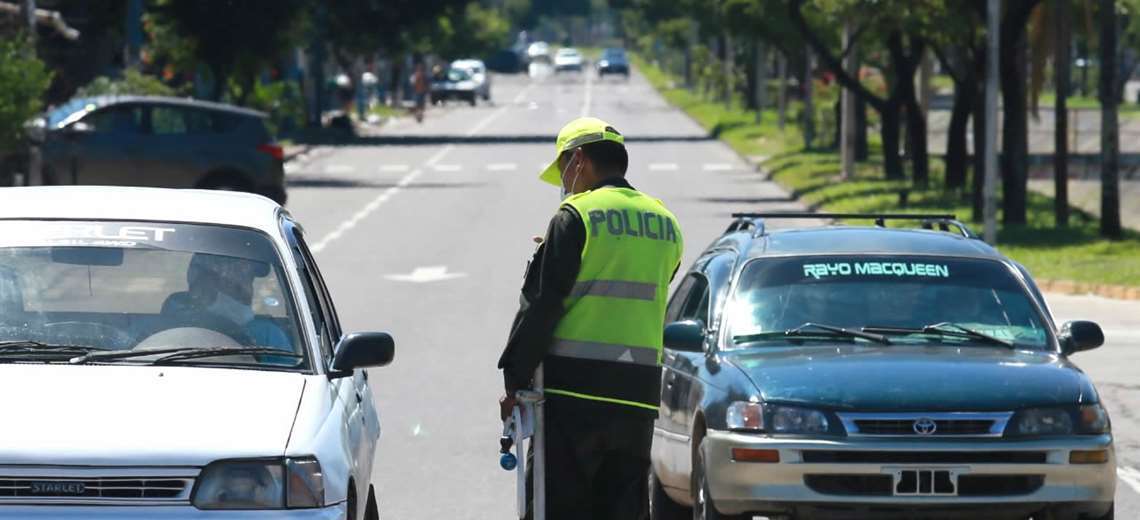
[{"xmin": 726, "ymin": 256, "xmax": 1052, "ymax": 350}]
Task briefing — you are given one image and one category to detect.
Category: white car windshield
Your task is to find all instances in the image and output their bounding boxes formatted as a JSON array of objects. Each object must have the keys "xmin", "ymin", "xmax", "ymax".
[
  {"xmin": 726, "ymin": 255, "xmax": 1052, "ymax": 350},
  {"xmin": 0, "ymin": 220, "xmax": 305, "ymax": 368}
]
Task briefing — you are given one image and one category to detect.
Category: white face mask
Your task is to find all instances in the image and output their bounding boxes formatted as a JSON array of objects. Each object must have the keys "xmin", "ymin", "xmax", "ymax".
[{"xmin": 559, "ymin": 153, "xmax": 581, "ymax": 201}]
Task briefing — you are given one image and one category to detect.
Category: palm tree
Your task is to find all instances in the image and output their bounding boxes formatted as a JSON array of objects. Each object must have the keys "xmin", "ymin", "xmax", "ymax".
[
  {"xmin": 1053, "ymin": 0, "xmax": 1071, "ymax": 227},
  {"xmin": 1099, "ymin": 0, "xmax": 1122, "ymax": 238}
]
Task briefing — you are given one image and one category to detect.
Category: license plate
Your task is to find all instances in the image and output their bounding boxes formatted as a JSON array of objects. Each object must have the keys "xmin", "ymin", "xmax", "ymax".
[{"xmin": 888, "ymin": 468, "xmax": 961, "ymax": 496}]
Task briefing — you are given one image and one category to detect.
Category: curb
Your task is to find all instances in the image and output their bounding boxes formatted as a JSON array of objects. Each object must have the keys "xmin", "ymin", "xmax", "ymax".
[{"xmin": 1037, "ymin": 279, "xmax": 1140, "ymax": 301}]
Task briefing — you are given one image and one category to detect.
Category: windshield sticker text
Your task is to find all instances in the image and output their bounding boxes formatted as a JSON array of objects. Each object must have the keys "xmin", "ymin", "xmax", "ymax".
[
  {"xmin": 802, "ymin": 262, "xmax": 950, "ymax": 280},
  {"xmin": 31, "ymin": 224, "xmax": 175, "ymax": 243}
]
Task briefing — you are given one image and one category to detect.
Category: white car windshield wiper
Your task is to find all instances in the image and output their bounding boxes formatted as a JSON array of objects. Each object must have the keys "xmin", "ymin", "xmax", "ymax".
[
  {"xmin": 734, "ymin": 322, "xmax": 891, "ymax": 345},
  {"xmin": 70, "ymin": 346, "xmax": 302, "ymax": 365},
  {"xmin": 861, "ymin": 322, "xmax": 1014, "ymax": 348},
  {"xmin": 0, "ymin": 341, "xmax": 110, "ymax": 360}
]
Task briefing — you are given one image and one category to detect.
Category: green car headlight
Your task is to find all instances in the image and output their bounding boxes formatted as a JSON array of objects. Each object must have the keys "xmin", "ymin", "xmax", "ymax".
[{"xmin": 192, "ymin": 457, "xmax": 323, "ymax": 510}]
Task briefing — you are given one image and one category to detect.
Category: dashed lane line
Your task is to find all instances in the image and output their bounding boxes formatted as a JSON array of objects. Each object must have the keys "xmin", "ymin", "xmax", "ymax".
[
  {"xmin": 486, "ymin": 163, "xmax": 518, "ymax": 172},
  {"xmin": 649, "ymin": 163, "xmax": 679, "ymax": 171},
  {"xmin": 309, "ymin": 81, "xmax": 537, "ymax": 253},
  {"xmin": 702, "ymin": 163, "xmax": 734, "ymax": 172},
  {"xmin": 1119, "ymin": 466, "xmax": 1140, "ymax": 495},
  {"xmin": 324, "ymin": 164, "xmax": 355, "ymax": 174}
]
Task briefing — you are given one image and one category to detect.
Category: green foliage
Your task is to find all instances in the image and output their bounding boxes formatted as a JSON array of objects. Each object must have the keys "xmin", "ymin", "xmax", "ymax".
[
  {"xmin": 74, "ymin": 69, "xmax": 181, "ymax": 98},
  {"xmin": 243, "ymin": 80, "xmax": 305, "ymax": 136},
  {"xmin": 0, "ymin": 37, "xmax": 51, "ymax": 153},
  {"xmin": 431, "ymin": 2, "xmax": 511, "ymax": 60}
]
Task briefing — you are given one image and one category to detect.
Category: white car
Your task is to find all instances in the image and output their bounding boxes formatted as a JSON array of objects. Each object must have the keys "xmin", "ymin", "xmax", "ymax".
[
  {"xmin": 450, "ymin": 59, "xmax": 491, "ymax": 101},
  {"xmin": 554, "ymin": 48, "xmax": 584, "ymax": 73},
  {"xmin": 0, "ymin": 186, "xmax": 393, "ymax": 519}
]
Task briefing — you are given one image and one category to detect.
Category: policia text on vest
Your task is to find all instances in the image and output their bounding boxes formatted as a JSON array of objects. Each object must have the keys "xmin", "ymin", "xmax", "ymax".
[{"xmin": 585, "ymin": 209, "xmax": 679, "ymax": 243}]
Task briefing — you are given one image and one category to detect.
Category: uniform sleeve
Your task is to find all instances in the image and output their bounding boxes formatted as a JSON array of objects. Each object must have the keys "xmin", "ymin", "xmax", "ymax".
[{"xmin": 497, "ymin": 207, "xmax": 585, "ymax": 394}]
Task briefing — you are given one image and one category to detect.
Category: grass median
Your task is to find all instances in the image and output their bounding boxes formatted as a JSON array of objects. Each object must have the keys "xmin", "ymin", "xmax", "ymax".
[{"xmin": 633, "ymin": 55, "xmax": 1140, "ymax": 289}]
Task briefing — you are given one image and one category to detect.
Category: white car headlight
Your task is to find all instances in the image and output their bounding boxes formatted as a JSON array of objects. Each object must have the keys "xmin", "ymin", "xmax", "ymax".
[
  {"xmin": 726, "ymin": 402, "xmax": 830, "ymax": 434},
  {"xmin": 1012, "ymin": 407, "xmax": 1074, "ymax": 436},
  {"xmin": 192, "ymin": 457, "xmax": 323, "ymax": 510}
]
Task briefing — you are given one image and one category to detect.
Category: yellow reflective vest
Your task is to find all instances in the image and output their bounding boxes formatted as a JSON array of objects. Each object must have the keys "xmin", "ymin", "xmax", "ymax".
[{"xmin": 545, "ymin": 186, "xmax": 684, "ymax": 414}]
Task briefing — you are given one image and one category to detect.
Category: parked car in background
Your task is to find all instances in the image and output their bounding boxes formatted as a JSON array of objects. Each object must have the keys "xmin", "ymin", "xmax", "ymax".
[
  {"xmin": 597, "ymin": 47, "xmax": 631, "ymax": 78},
  {"xmin": 554, "ymin": 48, "xmax": 584, "ymax": 73},
  {"xmin": 430, "ymin": 67, "xmax": 480, "ymax": 106},
  {"xmin": 450, "ymin": 59, "xmax": 492, "ymax": 101},
  {"xmin": 39, "ymin": 96, "xmax": 287, "ymax": 205},
  {"xmin": 526, "ymin": 41, "xmax": 550, "ymax": 62},
  {"xmin": 486, "ymin": 49, "xmax": 523, "ymax": 73}
]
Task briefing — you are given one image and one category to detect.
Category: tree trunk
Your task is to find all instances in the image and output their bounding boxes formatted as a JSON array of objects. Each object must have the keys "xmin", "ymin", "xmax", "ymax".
[
  {"xmin": 881, "ymin": 102, "xmax": 904, "ymax": 180},
  {"xmin": 803, "ymin": 46, "xmax": 815, "ymax": 149},
  {"xmin": 833, "ymin": 96, "xmax": 842, "ymax": 151},
  {"xmin": 889, "ymin": 33, "xmax": 927, "ymax": 186},
  {"xmin": 777, "ymin": 52, "xmax": 788, "ymax": 129},
  {"xmin": 1000, "ymin": 12, "xmax": 1031, "ymax": 225},
  {"xmin": 1099, "ymin": 0, "xmax": 1122, "ymax": 238},
  {"xmin": 973, "ymin": 81, "xmax": 987, "ymax": 222},
  {"xmin": 946, "ymin": 72, "xmax": 975, "ymax": 190},
  {"xmin": 1053, "ymin": 0, "xmax": 1070, "ymax": 227},
  {"xmin": 754, "ymin": 39, "xmax": 767, "ymax": 122},
  {"xmin": 723, "ymin": 31, "xmax": 734, "ymax": 107},
  {"xmin": 855, "ymin": 93, "xmax": 868, "ymax": 160}
]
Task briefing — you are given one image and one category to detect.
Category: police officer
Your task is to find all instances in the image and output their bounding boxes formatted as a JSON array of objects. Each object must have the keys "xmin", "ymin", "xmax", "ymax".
[{"xmin": 497, "ymin": 117, "xmax": 684, "ymax": 520}]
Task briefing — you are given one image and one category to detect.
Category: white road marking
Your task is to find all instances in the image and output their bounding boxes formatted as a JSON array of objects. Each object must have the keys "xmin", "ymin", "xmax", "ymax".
[
  {"xmin": 486, "ymin": 163, "xmax": 518, "ymax": 171},
  {"xmin": 284, "ymin": 163, "xmax": 300, "ymax": 174},
  {"xmin": 649, "ymin": 163, "xmax": 679, "ymax": 171},
  {"xmin": 702, "ymin": 163, "xmax": 734, "ymax": 171},
  {"xmin": 581, "ymin": 69, "xmax": 594, "ymax": 117},
  {"xmin": 384, "ymin": 266, "xmax": 467, "ymax": 283},
  {"xmin": 310, "ymin": 82, "xmax": 537, "ymax": 253},
  {"xmin": 324, "ymin": 164, "xmax": 355, "ymax": 174},
  {"xmin": 1118, "ymin": 466, "xmax": 1140, "ymax": 495},
  {"xmin": 379, "ymin": 164, "xmax": 410, "ymax": 172},
  {"xmin": 432, "ymin": 164, "xmax": 461, "ymax": 172}
]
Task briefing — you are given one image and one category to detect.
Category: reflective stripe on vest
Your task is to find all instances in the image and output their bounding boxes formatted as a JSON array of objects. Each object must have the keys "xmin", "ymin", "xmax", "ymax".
[
  {"xmin": 569, "ymin": 280, "xmax": 658, "ymax": 301},
  {"xmin": 546, "ymin": 186, "xmax": 683, "ymax": 413},
  {"xmin": 549, "ymin": 339, "xmax": 659, "ymax": 366}
]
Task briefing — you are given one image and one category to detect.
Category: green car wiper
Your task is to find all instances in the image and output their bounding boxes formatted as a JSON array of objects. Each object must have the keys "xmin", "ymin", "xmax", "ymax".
[
  {"xmin": 0, "ymin": 341, "xmax": 109, "ymax": 360},
  {"xmin": 734, "ymin": 322, "xmax": 891, "ymax": 345},
  {"xmin": 862, "ymin": 322, "xmax": 1014, "ymax": 348},
  {"xmin": 71, "ymin": 346, "xmax": 301, "ymax": 365}
]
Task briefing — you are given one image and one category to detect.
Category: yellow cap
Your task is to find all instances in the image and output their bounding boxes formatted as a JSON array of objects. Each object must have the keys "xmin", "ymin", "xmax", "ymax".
[{"xmin": 538, "ymin": 117, "xmax": 625, "ymax": 186}]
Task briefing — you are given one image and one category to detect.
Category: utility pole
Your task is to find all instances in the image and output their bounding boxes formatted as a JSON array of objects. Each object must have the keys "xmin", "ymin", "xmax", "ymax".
[
  {"xmin": 983, "ymin": 0, "xmax": 1000, "ymax": 244},
  {"xmin": 1053, "ymin": 0, "xmax": 1070, "ymax": 227},
  {"xmin": 841, "ymin": 21, "xmax": 857, "ymax": 179}
]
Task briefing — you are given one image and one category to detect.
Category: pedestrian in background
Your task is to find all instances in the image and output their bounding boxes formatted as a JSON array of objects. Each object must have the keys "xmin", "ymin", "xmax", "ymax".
[
  {"xmin": 411, "ymin": 62, "xmax": 428, "ymax": 123},
  {"xmin": 498, "ymin": 117, "xmax": 684, "ymax": 520}
]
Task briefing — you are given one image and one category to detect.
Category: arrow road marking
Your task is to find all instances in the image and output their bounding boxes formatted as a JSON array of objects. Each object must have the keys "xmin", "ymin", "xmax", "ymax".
[
  {"xmin": 384, "ymin": 266, "xmax": 467, "ymax": 283},
  {"xmin": 1119, "ymin": 466, "xmax": 1140, "ymax": 495}
]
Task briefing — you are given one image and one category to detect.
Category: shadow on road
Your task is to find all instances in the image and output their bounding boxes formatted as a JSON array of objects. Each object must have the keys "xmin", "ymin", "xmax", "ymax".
[{"xmin": 288, "ymin": 177, "xmax": 487, "ymax": 189}]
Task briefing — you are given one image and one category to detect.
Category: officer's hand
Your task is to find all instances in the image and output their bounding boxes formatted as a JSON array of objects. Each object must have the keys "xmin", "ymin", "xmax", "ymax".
[{"xmin": 499, "ymin": 394, "xmax": 517, "ymax": 421}]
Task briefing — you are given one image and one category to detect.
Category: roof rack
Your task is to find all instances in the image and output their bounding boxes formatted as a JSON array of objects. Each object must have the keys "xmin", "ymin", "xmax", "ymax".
[{"xmin": 727, "ymin": 212, "xmax": 979, "ymax": 239}]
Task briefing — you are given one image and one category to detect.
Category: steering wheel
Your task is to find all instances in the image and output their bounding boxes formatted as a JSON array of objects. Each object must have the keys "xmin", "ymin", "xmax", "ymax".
[
  {"xmin": 42, "ymin": 321, "xmax": 134, "ymax": 350},
  {"xmin": 159, "ymin": 312, "xmax": 254, "ymax": 347}
]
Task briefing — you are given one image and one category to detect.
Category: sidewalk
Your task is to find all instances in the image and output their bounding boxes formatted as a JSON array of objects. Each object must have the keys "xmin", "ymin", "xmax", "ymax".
[{"xmin": 1027, "ymin": 179, "xmax": 1140, "ymax": 232}]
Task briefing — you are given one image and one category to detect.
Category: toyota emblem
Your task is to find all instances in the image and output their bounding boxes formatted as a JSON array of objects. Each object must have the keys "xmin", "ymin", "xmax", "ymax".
[{"xmin": 913, "ymin": 417, "xmax": 938, "ymax": 435}]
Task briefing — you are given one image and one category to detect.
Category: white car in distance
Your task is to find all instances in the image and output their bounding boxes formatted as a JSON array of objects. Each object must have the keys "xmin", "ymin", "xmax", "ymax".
[
  {"xmin": 0, "ymin": 186, "xmax": 393, "ymax": 519},
  {"xmin": 554, "ymin": 47, "xmax": 584, "ymax": 73}
]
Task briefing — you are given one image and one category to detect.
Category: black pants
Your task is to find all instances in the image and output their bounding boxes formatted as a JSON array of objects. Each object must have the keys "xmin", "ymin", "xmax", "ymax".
[{"xmin": 525, "ymin": 403, "xmax": 654, "ymax": 520}]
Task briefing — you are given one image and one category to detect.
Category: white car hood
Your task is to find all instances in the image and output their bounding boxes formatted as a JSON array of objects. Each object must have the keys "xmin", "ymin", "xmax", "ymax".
[{"xmin": 0, "ymin": 364, "xmax": 306, "ymax": 467}]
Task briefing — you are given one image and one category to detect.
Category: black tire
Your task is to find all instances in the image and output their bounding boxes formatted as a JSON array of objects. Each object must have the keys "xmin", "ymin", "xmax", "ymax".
[
  {"xmin": 650, "ymin": 469, "xmax": 691, "ymax": 520},
  {"xmin": 467, "ymin": 94, "xmax": 477, "ymax": 106},
  {"xmin": 198, "ymin": 172, "xmax": 252, "ymax": 193},
  {"xmin": 364, "ymin": 485, "xmax": 381, "ymax": 520},
  {"xmin": 1092, "ymin": 503, "xmax": 1114, "ymax": 520},
  {"xmin": 693, "ymin": 441, "xmax": 749, "ymax": 520}
]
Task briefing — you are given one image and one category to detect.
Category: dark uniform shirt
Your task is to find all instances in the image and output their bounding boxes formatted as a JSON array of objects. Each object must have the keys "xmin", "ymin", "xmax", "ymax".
[{"xmin": 497, "ymin": 177, "xmax": 637, "ymax": 396}]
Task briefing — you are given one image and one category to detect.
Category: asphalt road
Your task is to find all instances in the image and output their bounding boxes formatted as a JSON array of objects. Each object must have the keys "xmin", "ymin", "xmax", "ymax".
[{"xmin": 284, "ymin": 70, "xmax": 1139, "ymax": 518}]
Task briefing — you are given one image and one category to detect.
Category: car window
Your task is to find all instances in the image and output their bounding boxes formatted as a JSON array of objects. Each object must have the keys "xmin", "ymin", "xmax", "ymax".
[
  {"xmin": 82, "ymin": 105, "xmax": 144, "ymax": 134},
  {"xmin": 289, "ymin": 228, "xmax": 339, "ymax": 364},
  {"xmin": 666, "ymin": 274, "xmax": 699, "ymax": 323},
  {"xmin": 0, "ymin": 220, "xmax": 306, "ymax": 369},
  {"xmin": 183, "ymin": 108, "xmax": 215, "ymax": 134},
  {"xmin": 679, "ymin": 275, "xmax": 710, "ymax": 323},
  {"xmin": 150, "ymin": 106, "xmax": 189, "ymax": 135},
  {"xmin": 726, "ymin": 256, "xmax": 1052, "ymax": 350}
]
